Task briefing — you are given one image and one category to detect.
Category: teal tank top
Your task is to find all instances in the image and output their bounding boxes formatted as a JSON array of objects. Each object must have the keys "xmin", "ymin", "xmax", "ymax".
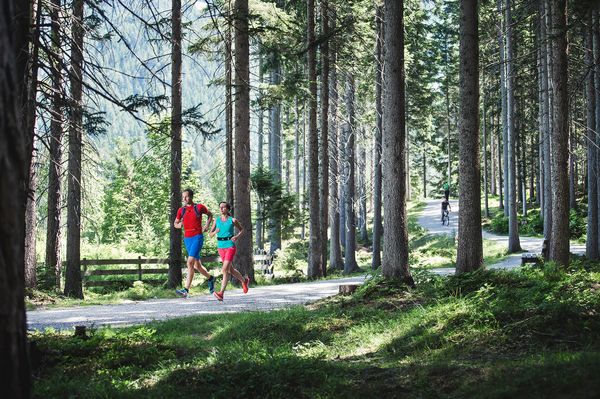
[{"xmin": 216, "ymin": 216, "xmax": 235, "ymax": 248}]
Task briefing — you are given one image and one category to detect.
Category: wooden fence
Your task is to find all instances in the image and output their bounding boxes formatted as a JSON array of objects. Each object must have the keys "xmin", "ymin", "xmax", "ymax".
[{"xmin": 76, "ymin": 252, "xmax": 273, "ymax": 287}]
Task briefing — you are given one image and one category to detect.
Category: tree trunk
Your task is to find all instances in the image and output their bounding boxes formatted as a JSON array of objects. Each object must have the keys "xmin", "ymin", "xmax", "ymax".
[
  {"xmin": 456, "ymin": 0, "xmax": 483, "ymax": 274},
  {"xmin": 422, "ymin": 152, "xmax": 427, "ymax": 197},
  {"xmin": 167, "ymin": 0, "xmax": 183, "ymax": 289},
  {"xmin": 505, "ymin": 0, "xmax": 521, "ymax": 252},
  {"xmin": 585, "ymin": 11, "xmax": 598, "ymax": 260},
  {"xmin": 343, "ymin": 76, "xmax": 359, "ymax": 274},
  {"xmin": 301, "ymin": 102, "xmax": 307, "ymax": 240},
  {"xmin": 543, "ymin": 0, "xmax": 553, "ymax": 240},
  {"xmin": 64, "ymin": 0, "xmax": 84, "ymax": 298},
  {"xmin": 226, "ymin": 1, "xmax": 233, "ymax": 207},
  {"xmin": 45, "ymin": 0, "xmax": 64, "ymax": 290},
  {"xmin": 25, "ymin": 138, "xmax": 38, "ymax": 290},
  {"xmin": 359, "ymin": 145, "xmax": 368, "ymax": 243},
  {"xmin": 382, "ymin": 0, "xmax": 412, "ymax": 284},
  {"xmin": 319, "ymin": 0, "xmax": 329, "ymax": 276},
  {"xmin": 328, "ymin": 31, "xmax": 343, "ymax": 271},
  {"xmin": 233, "ymin": 0, "xmax": 254, "ymax": 280},
  {"xmin": 25, "ymin": 0, "xmax": 42, "ymax": 290},
  {"xmin": 498, "ymin": 0, "xmax": 508, "ymax": 214},
  {"xmin": 548, "ymin": 0, "xmax": 569, "ymax": 267},
  {"xmin": 483, "ymin": 94, "xmax": 489, "ymax": 218},
  {"xmin": 569, "ymin": 121, "xmax": 576, "ymax": 210},
  {"xmin": 491, "ymin": 128, "xmax": 497, "ymax": 195},
  {"xmin": 307, "ymin": 0, "xmax": 322, "ymax": 278},
  {"xmin": 268, "ymin": 52, "xmax": 282, "ymax": 254},
  {"xmin": 256, "ymin": 52, "xmax": 264, "ymax": 249},
  {"xmin": 338, "ymin": 92, "xmax": 346, "ymax": 251},
  {"xmin": 498, "ymin": 112, "xmax": 504, "ymax": 209},
  {"xmin": 593, "ymin": 11, "xmax": 600, "ymax": 253},
  {"xmin": 1, "ymin": 0, "xmax": 32, "ymax": 393}
]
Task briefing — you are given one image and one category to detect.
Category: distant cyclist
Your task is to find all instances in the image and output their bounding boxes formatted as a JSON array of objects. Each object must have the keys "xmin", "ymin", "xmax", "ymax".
[
  {"xmin": 441, "ymin": 198, "xmax": 451, "ymax": 224},
  {"xmin": 443, "ymin": 181, "xmax": 450, "ymax": 200}
]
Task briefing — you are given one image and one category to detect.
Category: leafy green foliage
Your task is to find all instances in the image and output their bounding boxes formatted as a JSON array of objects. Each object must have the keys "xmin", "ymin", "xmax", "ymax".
[
  {"xmin": 251, "ymin": 166, "xmax": 299, "ymax": 239},
  {"xmin": 486, "ymin": 206, "xmax": 586, "ymax": 240},
  {"xmin": 99, "ymin": 126, "xmax": 203, "ymax": 256}
]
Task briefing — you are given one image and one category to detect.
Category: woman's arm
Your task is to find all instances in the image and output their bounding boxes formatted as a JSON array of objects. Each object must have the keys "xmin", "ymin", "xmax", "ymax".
[{"xmin": 231, "ymin": 218, "xmax": 244, "ymax": 242}]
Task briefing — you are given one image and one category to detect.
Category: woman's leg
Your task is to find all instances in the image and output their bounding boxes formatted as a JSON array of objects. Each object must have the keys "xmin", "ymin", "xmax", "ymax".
[
  {"xmin": 219, "ymin": 260, "xmax": 232, "ymax": 292},
  {"xmin": 227, "ymin": 264, "xmax": 245, "ymax": 284}
]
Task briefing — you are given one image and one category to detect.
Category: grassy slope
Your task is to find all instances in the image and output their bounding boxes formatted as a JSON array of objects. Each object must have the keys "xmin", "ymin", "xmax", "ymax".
[{"xmin": 31, "ymin": 259, "xmax": 600, "ymax": 398}]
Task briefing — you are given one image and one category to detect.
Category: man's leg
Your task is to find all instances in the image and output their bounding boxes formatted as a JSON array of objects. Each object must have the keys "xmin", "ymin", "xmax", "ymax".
[
  {"xmin": 193, "ymin": 259, "xmax": 211, "ymax": 278},
  {"xmin": 184, "ymin": 256, "xmax": 196, "ymax": 290}
]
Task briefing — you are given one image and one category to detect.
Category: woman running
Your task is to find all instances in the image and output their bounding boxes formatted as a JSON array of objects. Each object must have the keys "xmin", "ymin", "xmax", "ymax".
[{"xmin": 209, "ymin": 201, "xmax": 249, "ymax": 301}]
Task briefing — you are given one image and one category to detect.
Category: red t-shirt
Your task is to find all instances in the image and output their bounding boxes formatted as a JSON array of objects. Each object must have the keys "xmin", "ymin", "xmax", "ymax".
[{"xmin": 176, "ymin": 203, "xmax": 209, "ymax": 237}]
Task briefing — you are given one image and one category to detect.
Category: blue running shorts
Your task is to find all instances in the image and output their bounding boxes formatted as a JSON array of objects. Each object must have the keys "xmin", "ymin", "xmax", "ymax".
[{"xmin": 183, "ymin": 234, "xmax": 204, "ymax": 259}]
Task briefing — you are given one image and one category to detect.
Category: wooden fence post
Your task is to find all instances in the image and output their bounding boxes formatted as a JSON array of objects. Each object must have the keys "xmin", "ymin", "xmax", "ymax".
[
  {"xmin": 82, "ymin": 258, "xmax": 87, "ymax": 286},
  {"xmin": 138, "ymin": 256, "xmax": 142, "ymax": 281}
]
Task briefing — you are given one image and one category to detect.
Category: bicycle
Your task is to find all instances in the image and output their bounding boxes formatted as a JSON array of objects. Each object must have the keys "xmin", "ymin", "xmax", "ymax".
[{"xmin": 442, "ymin": 210, "xmax": 450, "ymax": 226}]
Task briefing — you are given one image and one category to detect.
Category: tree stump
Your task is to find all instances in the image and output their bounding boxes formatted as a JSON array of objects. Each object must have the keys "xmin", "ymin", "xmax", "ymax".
[
  {"xmin": 339, "ymin": 284, "xmax": 358, "ymax": 295},
  {"xmin": 74, "ymin": 325, "xmax": 87, "ymax": 339}
]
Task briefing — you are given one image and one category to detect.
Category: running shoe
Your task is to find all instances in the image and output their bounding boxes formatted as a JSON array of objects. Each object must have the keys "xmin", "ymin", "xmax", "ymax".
[
  {"xmin": 214, "ymin": 291, "xmax": 224, "ymax": 301},
  {"xmin": 175, "ymin": 288, "xmax": 188, "ymax": 298},
  {"xmin": 207, "ymin": 276, "xmax": 215, "ymax": 294},
  {"xmin": 242, "ymin": 277, "xmax": 250, "ymax": 294}
]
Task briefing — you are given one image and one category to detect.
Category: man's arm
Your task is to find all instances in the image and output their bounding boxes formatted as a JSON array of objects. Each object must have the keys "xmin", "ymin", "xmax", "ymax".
[
  {"xmin": 203, "ymin": 209, "xmax": 213, "ymax": 232},
  {"xmin": 174, "ymin": 208, "xmax": 183, "ymax": 229}
]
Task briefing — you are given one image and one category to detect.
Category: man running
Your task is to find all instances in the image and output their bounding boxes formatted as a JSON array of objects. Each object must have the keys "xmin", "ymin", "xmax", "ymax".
[{"xmin": 174, "ymin": 188, "xmax": 215, "ymax": 297}]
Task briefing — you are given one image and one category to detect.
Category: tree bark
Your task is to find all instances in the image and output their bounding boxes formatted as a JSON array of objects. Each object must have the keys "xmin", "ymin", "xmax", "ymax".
[
  {"xmin": 498, "ymin": 0, "xmax": 508, "ymax": 214},
  {"xmin": 168, "ymin": 0, "xmax": 183, "ymax": 289},
  {"xmin": 45, "ymin": 0, "xmax": 64, "ymax": 290},
  {"xmin": 359, "ymin": 144, "xmax": 368, "ymax": 243},
  {"xmin": 256, "ymin": 51, "xmax": 264, "ymax": 249},
  {"xmin": 64, "ymin": 0, "xmax": 84, "ymax": 298},
  {"xmin": 343, "ymin": 75, "xmax": 359, "ymax": 274},
  {"xmin": 233, "ymin": 0, "xmax": 253, "ymax": 280},
  {"xmin": 505, "ymin": 0, "xmax": 521, "ymax": 252},
  {"xmin": 25, "ymin": 0, "xmax": 42, "ymax": 290},
  {"xmin": 456, "ymin": 0, "xmax": 483, "ymax": 273},
  {"xmin": 307, "ymin": 0, "xmax": 322, "ymax": 278},
  {"xmin": 585, "ymin": 11, "xmax": 598, "ymax": 260},
  {"xmin": 328, "ymin": 29, "xmax": 343, "ymax": 271},
  {"xmin": 548, "ymin": 0, "xmax": 569, "ymax": 267},
  {"xmin": 226, "ymin": 0, "xmax": 233, "ymax": 207},
  {"xmin": 370, "ymin": 6, "xmax": 387, "ymax": 272},
  {"xmin": 483, "ymin": 93, "xmax": 489, "ymax": 218},
  {"xmin": 543, "ymin": 0, "xmax": 553, "ymax": 240},
  {"xmin": 593, "ymin": 11, "xmax": 600, "ymax": 253},
  {"xmin": 382, "ymin": 0, "xmax": 412, "ymax": 284},
  {"xmin": 319, "ymin": 0, "xmax": 329, "ymax": 276},
  {"xmin": 1, "ymin": 0, "xmax": 32, "ymax": 394},
  {"xmin": 268, "ymin": 52, "xmax": 282, "ymax": 254}
]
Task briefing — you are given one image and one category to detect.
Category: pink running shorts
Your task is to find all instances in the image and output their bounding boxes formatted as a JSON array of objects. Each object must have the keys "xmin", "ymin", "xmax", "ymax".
[{"xmin": 218, "ymin": 247, "xmax": 237, "ymax": 262}]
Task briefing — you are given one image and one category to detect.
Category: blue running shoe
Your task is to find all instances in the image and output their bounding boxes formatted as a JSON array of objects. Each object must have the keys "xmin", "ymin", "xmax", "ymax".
[
  {"xmin": 176, "ymin": 288, "xmax": 188, "ymax": 298},
  {"xmin": 207, "ymin": 276, "xmax": 215, "ymax": 294}
]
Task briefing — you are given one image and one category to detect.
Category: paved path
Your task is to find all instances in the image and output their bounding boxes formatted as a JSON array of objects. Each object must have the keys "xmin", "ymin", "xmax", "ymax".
[
  {"xmin": 418, "ymin": 198, "xmax": 585, "ymax": 274},
  {"xmin": 27, "ymin": 276, "xmax": 367, "ymax": 331}
]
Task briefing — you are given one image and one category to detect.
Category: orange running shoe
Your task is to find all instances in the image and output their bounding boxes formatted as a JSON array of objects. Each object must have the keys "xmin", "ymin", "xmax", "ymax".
[
  {"xmin": 242, "ymin": 277, "xmax": 250, "ymax": 294},
  {"xmin": 213, "ymin": 291, "xmax": 224, "ymax": 301}
]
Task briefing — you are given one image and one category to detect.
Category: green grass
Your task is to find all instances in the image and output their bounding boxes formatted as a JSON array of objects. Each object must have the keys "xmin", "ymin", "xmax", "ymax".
[{"xmin": 30, "ymin": 259, "xmax": 600, "ymax": 398}]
